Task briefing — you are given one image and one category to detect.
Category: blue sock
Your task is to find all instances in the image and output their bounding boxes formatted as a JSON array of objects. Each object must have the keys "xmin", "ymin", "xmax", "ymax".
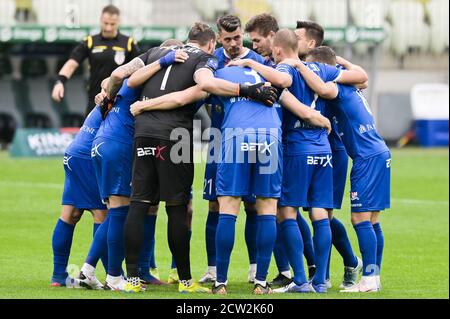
[
  {"xmin": 311, "ymin": 218, "xmax": 332, "ymax": 285},
  {"xmin": 297, "ymin": 211, "xmax": 315, "ymax": 266},
  {"xmin": 330, "ymin": 217, "xmax": 358, "ymax": 268},
  {"xmin": 107, "ymin": 206, "xmax": 128, "ymax": 276},
  {"xmin": 52, "ymin": 219, "xmax": 75, "ymax": 280},
  {"xmin": 86, "ymin": 214, "xmax": 110, "ymax": 267},
  {"xmin": 354, "ymin": 221, "xmax": 377, "ymax": 276},
  {"xmin": 93, "ymin": 222, "xmax": 108, "ymax": 273},
  {"xmin": 138, "ymin": 215, "xmax": 157, "ymax": 277},
  {"xmin": 245, "ymin": 208, "xmax": 258, "ymax": 264},
  {"xmin": 255, "ymin": 215, "xmax": 277, "ymax": 282},
  {"xmin": 273, "ymin": 222, "xmax": 290, "ymax": 273},
  {"xmin": 216, "ymin": 214, "xmax": 237, "ymax": 283},
  {"xmin": 280, "ymin": 219, "xmax": 307, "ymax": 285},
  {"xmin": 205, "ymin": 211, "xmax": 219, "ymax": 267},
  {"xmin": 372, "ymin": 223, "xmax": 384, "ymax": 274},
  {"xmin": 171, "ymin": 230, "xmax": 191, "ymax": 269},
  {"xmin": 326, "ymin": 246, "xmax": 332, "ymax": 281}
]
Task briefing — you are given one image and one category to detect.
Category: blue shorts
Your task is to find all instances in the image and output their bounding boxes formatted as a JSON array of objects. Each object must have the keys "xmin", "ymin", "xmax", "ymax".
[
  {"xmin": 332, "ymin": 149, "xmax": 349, "ymax": 210},
  {"xmin": 216, "ymin": 134, "xmax": 282, "ymax": 199},
  {"xmin": 204, "ymin": 160, "xmax": 256, "ymax": 203},
  {"xmin": 280, "ymin": 153, "xmax": 333, "ymax": 209},
  {"xmin": 91, "ymin": 137, "xmax": 132, "ymax": 201},
  {"xmin": 61, "ymin": 153, "xmax": 106, "ymax": 210},
  {"xmin": 350, "ymin": 151, "xmax": 391, "ymax": 212}
]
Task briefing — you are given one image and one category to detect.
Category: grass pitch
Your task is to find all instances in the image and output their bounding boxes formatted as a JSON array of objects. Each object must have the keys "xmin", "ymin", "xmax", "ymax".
[{"xmin": 0, "ymin": 147, "xmax": 448, "ymax": 299}]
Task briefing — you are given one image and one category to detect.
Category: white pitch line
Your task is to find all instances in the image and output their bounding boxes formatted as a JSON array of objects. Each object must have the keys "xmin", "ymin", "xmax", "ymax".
[{"xmin": 391, "ymin": 198, "xmax": 448, "ymax": 205}]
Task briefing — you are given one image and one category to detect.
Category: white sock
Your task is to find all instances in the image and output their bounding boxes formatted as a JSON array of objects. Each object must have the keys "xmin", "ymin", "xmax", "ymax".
[
  {"xmin": 249, "ymin": 263, "xmax": 257, "ymax": 272},
  {"xmin": 281, "ymin": 271, "xmax": 292, "ymax": 279},
  {"xmin": 215, "ymin": 280, "xmax": 227, "ymax": 287},
  {"xmin": 208, "ymin": 266, "xmax": 217, "ymax": 274},
  {"xmin": 106, "ymin": 274, "xmax": 123, "ymax": 285},
  {"xmin": 81, "ymin": 263, "xmax": 95, "ymax": 276},
  {"xmin": 254, "ymin": 279, "xmax": 267, "ymax": 287}
]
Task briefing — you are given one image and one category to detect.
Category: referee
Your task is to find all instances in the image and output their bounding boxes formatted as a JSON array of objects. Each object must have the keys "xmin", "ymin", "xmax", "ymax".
[{"xmin": 51, "ymin": 5, "xmax": 140, "ymax": 119}]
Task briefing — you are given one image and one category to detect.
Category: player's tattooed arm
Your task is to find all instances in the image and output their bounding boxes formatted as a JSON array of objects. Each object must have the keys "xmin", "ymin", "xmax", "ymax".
[
  {"xmin": 280, "ymin": 90, "xmax": 332, "ymax": 134},
  {"xmin": 283, "ymin": 58, "xmax": 338, "ymax": 100},
  {"xmin": 228, "ymin": 59, "xmax": 292, "ymax": 88},
  {"xmin": 130, "ymin": 85, "xmax": 207, "ymax": 116},
  {"xmin": 107, "ymin": 57, "xmax": 145, "ymax": 99},
  {"xmin": 128, "ymin": 50, "xmax": 189, "ymax": 88}
]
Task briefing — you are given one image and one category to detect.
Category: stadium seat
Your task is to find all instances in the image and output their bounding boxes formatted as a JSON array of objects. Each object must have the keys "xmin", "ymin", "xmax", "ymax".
[
  {"xmin": 57, "ymin": 77, "xmax": 87, "ymax": 127},
  {"xmin": 311, "ymin": 0, "xmax": 348, "ymax": 28},
  {"xmin": 234, "ymin": 0, "xmax": 272, "ymax": 26},
  {"xmin": 112, "ymin": 0, "xmax": 154, "ymax": 26},
  {"xmin": 270, "ymin": 0, "xmax": 312, "ymax": 28},
  {"xmin": 388, "ymin": 0, "xmax": 430, "ymax": 56},
  {"xmin": 0, "ymin": 0, "xmax": 16, "ymax": 25},
  {"xmin": 150, "ymin": 0, "xmax": 201, "ymax": 27},
  {"xmin": 427, "ymin": 0, "xmax": 449, "ymax": 54},
  {"xmin": 33, "ymin": 0, "xmax": 69, "ymax": 25},
  {"xmin": 0, "ymin": 79, "xmax": 22, "ymax": 128},
  {"xmin": 0, "ymin": 113, "xmax": 17, "ymax": 144},
  {"xmin": 350, "ymin": 0, "xmax": 387, "ymax": 28},
  {"xmin": 0, "ymin": 56, "xmax": 12, "ymax": 76},
  {"xmin": 194, "ymin": 0, "xmax": 230, "ymax": 22},
  {"xmin": 77, "ymin": 0, "xmax": 110, "ymax": 26}
]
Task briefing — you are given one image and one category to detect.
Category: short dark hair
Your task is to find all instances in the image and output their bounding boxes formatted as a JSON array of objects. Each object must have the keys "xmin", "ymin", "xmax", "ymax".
[
  {"xmin": 296, "ymin": 21, "xmax": 324, "ymax": 47},
  {"xmin": 245, "ymin": 13, "xmax": 279, "ymax": 36},
  {"xmin": 216, "ymin": 14, "xmax": 241, "ymax": 33},
  {"xmin": 102, "ymin": 5, "xmax": 120, "ymax": 16},
  {"xmin": 160, "ymin": 38, "xmax": 184, "ymax": 47},
  {"xmin": 188, "ymin": 22, "xmax": 216, "ymax": 46},
  {"xmin": 273, "ymin": 29, "xmax": 298, "ymax": 53},
  {"xmin": 306, "ymin": 46, "xmax": 337, "ymax": 66}
]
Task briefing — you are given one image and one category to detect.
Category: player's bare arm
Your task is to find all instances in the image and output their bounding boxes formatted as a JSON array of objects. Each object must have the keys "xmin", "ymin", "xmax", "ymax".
[
  {"xmin": 280, "ymin": 90, "xmax": 332, "ymax": 134},
  {"xmin": 107, "ymin": 57, "xmax": 145, "ymax": 99},
  {"xmin": 130, "ymin": 85, "xmax": 208, "ymax": 116},
  {"xmin": 335, "ymin": 56, "xmax": 369, "ymax": 85},
  {"xmin": 283, "ymin": 58, "xmax": 338, "ymax": 99},
  {"xmin": 127, "ymin": 50, "xmax": 189, "ymax": 88},
  {"xmin": 51, "ymin": 59, "xmax": 79, "ymax": 102},
  {"xmin": 228, "ymin": 59, "xmax": 292, "ymax": 88}
]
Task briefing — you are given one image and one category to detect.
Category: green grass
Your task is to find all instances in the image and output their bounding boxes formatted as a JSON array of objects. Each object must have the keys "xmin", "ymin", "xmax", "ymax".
[{"xmin": 0, "ymin": 148, "xmax": 448, "ymax": 299}]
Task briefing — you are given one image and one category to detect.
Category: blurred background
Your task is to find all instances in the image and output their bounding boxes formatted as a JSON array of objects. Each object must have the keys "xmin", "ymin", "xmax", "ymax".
[{"xmin": 0, "ymin": 0, "xmax": 448, "ymax": 154}]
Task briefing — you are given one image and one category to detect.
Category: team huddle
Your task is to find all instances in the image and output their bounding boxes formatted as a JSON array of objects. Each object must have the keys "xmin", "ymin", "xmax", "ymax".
[{"xmin": 50, "ymin": 12, "xmax": 390, "ymax": 295}]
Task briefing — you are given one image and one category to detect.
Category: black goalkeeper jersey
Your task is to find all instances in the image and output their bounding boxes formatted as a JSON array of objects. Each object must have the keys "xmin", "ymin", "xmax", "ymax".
[{"xmin": 134, "ymin": 45, "xmax": 218, "ymax": 143}]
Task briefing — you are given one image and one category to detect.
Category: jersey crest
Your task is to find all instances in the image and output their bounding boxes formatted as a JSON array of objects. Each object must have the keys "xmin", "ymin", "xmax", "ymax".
[{"xmin": 114, "ymin": 51, "xmax": 126, "ymax": 65}]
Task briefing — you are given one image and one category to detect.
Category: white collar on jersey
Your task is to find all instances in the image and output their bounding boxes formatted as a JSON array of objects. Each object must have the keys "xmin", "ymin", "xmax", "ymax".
[{"xmin": 223, "ymin": 47, "xmax": 250, "ymax": 60}]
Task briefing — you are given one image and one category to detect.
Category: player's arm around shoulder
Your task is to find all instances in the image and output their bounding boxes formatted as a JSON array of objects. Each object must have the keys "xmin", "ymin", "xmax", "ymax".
[
  {"xmin": 335, "ymin": 56, "xmax": 368, "ymax": 86},
  {"xmin": 284, "ymin": 59, "xmax": 338, "ymax": 100},
  {"xmin": 228, "ymin": 59, "xmax": 292, "ymax": 88},
  {"xmin": 130, "ymin": 85, "xmax": 208, "ymax": 116},
  {"xmin": 280, "ymin": 90, "xmax": 332, "ymax": 134}
]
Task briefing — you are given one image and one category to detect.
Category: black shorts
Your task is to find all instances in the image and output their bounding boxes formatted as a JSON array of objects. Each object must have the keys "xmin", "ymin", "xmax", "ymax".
[{"xmin": 130, "ymin": 137, "xmax": 193, "ymax": 204}]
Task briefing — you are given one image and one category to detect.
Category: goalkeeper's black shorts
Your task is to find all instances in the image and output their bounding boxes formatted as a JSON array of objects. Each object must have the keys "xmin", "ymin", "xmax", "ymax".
[{"xmin": 130, "ymin": 136, "xmax": 193, "ymax": 205}]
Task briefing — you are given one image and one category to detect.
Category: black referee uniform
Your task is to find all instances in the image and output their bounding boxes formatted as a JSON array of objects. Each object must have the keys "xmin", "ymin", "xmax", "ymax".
[
  {"xmin": 125, "ymin": 44, "xmax": 218, "ymax": 281},
  {"xmin": 69, "ymin": 32, "xmax": 140, "ymax": 115}
]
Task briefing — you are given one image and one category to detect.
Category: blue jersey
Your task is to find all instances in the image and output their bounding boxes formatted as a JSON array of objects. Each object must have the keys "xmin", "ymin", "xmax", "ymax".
[
  {"xmin": 328, "ymin": 84, "xmax": 389, "ymax": 159},
  {"xmin": 214, "ymin": 66, "xmax": 282, "ymax": 140},
  {"xmin": 277, "ymin": 62, "xmax": 342, "ymax": 155},
  {"xmin": 96, "ymin": 80, "xmax": 141, "ymax": 145},
  {"xmin": 65, "ymin": 106, "xmax": 102, "ymax": 159},
  {"xmin": 324, "ymin": 105, "xmax": 346, "ymax": 151},
  {"xmin": 208, "ymin": 48, "xmax": 269, "ymax": 131}
]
